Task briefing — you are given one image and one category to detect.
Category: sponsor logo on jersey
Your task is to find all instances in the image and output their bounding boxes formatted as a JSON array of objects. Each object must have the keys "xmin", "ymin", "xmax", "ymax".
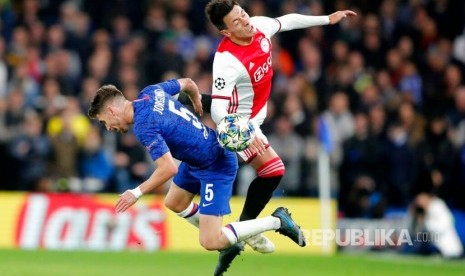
[
  {"xmin": 260, "ymin": 37, "xmax": 270, "ymax": 53},
  {"xmin": 253, "ymin": 56, "xmax": 272, "ymax": 82},
  {"xmin": 214, "ymin": 77, "xmax": 226, "ymax": 90}
]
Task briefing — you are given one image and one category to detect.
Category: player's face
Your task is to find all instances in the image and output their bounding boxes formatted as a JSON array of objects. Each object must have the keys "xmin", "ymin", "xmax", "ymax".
[
  {"xmin": 222, "ymin": 5, "xmax": 255, "ymax": 43},
  {"xmin": 97, "ymin": 108, "xmax": 129, "ymax": 134}
]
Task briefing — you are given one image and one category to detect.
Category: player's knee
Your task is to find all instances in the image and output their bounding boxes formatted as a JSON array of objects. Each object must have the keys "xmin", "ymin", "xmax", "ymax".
[
  {"xmin": 164, "ymin": 198, "xmax": 182, "ymax": 213},
  {"xmin": 256, "ymin": 157, "xmax": 285, "ymax": 178},
  {"xmin": 199, "ymin": 236, "xmax": 221, "ymax": 251}
]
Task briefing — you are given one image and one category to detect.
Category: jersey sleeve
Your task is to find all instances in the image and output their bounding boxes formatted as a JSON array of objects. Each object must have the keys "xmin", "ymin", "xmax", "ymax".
[
  {"xmin": 140, "ymin": 79, "xmax": 181, "ymax": 97},
  {"xmin": 136, "ymin": 132, "xmax": 169, "ymax": 161},
  {"xmin": 251, "ymin": 16, "xmax": 281, "ymax": 38},
  {"xmin": 275, "ymin": 14, "xmax": 329, "ymax": 32},
  {"xmin": 211, "ymin": 52, "xmax": 241, "ymax": 124}
]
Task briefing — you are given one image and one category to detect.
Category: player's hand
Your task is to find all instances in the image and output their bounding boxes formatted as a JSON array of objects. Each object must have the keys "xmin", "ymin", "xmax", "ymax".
[
  {"xmin": 247, "ymin": 135, "xmax": 266, "ymax": 156},
  {"xmin": 191, "ymin": 94, "xmax": 203, "ymax": 116},
  {"xmin": 115, "ymin": 190, "xmax": 138, "ymax": 213},
  {"xmin": 328, "ymin": 10, "xmax": 357, "ymax": 24},
  {"xmin": 178, "ymin": 78, "xmax": 204, "ymax": 116}
]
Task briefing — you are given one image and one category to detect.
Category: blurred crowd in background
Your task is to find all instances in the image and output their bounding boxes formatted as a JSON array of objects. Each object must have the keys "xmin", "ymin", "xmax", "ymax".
[{"xmin": 0, "ymin": 0, "xmax": 465, "ymax": 218}]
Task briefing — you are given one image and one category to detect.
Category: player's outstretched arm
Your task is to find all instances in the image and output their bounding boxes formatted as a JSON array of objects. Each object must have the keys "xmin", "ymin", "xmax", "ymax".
[
  {"xmin": 276, "ymin": 10, "xmax": 356, "ymax": 32},
  {"xmin": 115, "ymin": 152, "xmax": 178, "ymax": 213}
]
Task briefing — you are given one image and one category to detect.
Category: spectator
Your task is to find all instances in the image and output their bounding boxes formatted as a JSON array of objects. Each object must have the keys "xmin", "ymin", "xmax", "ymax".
[
  {"xmin": 339, "ymin": 111, "xmax": 386, "ymax": 217},
  {"xmin": 359, "ymin": 15, "xmax": 387, "ymax": 70},
  {"xmin": 35, "ymin": 77, "xmax": 67, "ymax": 120},
  {"xmin": 397, "ymin": 101, "xmax": 425, "ymax": 147},
  {"xmin": 144, "ymin": 32, "xmax": 185, "ymax": 84},
  {"xmin": 385, "ymin": 122, "xmax": 417, "ymax": 207},
  {"xmin": 321, "ymin": 92, "xmax": 355, "ymax": 167},
  {"xmin": 113, "ymin": 131, "xmax": 152, "ymax": 194},
  {"xmin": 8, "ymin": 62, "xmax": 40, "ymax": 108},
  {"xmin": 443, "ymin": 64, "xmax": 462, "ymax": 105},
  {"xmin": 170, "ymin": 12, "xmax": 196, "ymax": 62},
  {"xmin": 78, "ymin": 125, "xmax": 114, "ymax": 192},
  {"xmin": 1, "ymin": 89, "xmax": 30, "ymax": 141},
  {"xmin": 298, "ymin": 38, "xmax": 328, "ymax": 112},
  {"xmin": 268, "ymin": 116, "xmax": 305, "ymax": 196},
  {"xmin": 46, "ymin": 96, "xmax": 91, "ymax": 146},
  {"xmin": 398, "ymin": 61, "xmax": 423, "ymax": 107},
  {"xmin": 321, "ymin": 92, "xmax": 355, "ymax": 196},
  {"xmin": 344, "ymin": 175, "xmax": 384, "ymax": 218},
  {"xmin": 412, "ymin": 114, "xmax": 455, "ymax": 201},
  {"xmin": 409, "ymin": 193, "xmax": 463, "ymax": 258},
  {"xmin": 8, "ymin": 111, "xmax": 50, "ymax": 191},
  {"xmin": 447, "ymin": 86, "xmax": 465, "ymax": 128},
  {"xmin": 47, "ymin": 110, "xmax": 80, "ymax": 191},
  {"xmin": 283, "ymin": 91, "xmax": 312, "ymax": 137}
]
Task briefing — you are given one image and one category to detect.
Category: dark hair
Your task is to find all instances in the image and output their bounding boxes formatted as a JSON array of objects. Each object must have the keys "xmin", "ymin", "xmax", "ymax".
[
  {"xmin": 205, "ymin": 0, "xmax": 238, "ymax": 30},
  {"xmin": 88, "ymin": 85, "xmax": 124, "ymax": 119}
]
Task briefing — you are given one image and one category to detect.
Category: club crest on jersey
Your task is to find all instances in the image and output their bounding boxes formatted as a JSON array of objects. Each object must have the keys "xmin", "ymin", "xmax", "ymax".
[
  {"xmin": 214, "ymin": 77, "xmax": 226, "ymax": 90},
  {"xmin": 260, "ymin": 38, "xmax": 270, "ymax": 53}
]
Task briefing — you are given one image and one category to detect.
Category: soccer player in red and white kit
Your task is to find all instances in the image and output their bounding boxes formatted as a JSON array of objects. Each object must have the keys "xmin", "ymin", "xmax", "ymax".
[{"xmin": 197, "ymin": 1, "xmax": 356, "ymax": 274}]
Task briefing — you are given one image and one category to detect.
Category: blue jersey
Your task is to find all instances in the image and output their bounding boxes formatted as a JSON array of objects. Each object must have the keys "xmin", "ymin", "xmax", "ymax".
[{"xmin": 132, "ymin": 79, "xmax": 227, "ymax": 168}]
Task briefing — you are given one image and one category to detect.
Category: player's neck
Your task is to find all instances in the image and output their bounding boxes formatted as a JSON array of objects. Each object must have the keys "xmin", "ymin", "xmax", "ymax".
[
  {"xmin": 123, "ymin": 101, "xmax": 135, "ymax": 124},
  {"xmin": 229, "ymin": 36, "xmax": 253, "ymax": 46}
]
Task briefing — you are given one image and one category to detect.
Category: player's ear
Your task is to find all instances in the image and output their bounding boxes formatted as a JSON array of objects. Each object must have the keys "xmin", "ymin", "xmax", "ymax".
[
  {"xmin": 220, "ymin": 29, "xmax": 231, "ymax": 37},
  {"xmin": 108, "ymin": 105, "xmax": 116, "ymax": 116}
]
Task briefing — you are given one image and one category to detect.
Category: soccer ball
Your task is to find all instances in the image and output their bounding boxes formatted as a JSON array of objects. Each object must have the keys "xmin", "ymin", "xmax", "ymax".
[{"xmin": 216, "ymin": 113, "xmax": 255, "ymax": 152}]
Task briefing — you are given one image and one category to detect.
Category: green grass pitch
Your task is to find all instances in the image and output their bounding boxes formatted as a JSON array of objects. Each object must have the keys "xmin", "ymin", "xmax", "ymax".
[{"xmin": 0, "ymin": 249, "xmax": 464, "ymax": 276}]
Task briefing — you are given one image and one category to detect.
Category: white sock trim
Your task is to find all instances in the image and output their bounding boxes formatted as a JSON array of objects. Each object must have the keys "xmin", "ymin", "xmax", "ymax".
[
  {"xmin": 176, "ymin": 202, "xmax": 195, "ymax": 217},
  {"xmin": 228, "ymin": 216, "xmax": 280, "ymax": 242},
  {"xmin": 176, "ymin": 202, "xmax": 200, "ymax": 228},
  {"xmin": 222, "ymin": 226, "xmax": 238, "ymax": 245}
]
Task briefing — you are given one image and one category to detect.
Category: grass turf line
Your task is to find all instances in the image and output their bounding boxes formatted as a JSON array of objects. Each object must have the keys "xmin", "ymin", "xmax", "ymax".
[{"xmin": 0, "ymin": 249, "xmax": 464, "ymax": 276}]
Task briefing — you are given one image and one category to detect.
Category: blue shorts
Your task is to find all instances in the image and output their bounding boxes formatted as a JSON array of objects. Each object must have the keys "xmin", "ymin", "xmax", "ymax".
[{"xmin": 173, "ymin": 149, "xmax": 238, "ymax": 216}]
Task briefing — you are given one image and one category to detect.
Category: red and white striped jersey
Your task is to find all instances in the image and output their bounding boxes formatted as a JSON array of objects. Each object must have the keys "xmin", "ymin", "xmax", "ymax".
[{"xmin": 211, "ymin": 16, "xmax": 281, "ymax": 126}]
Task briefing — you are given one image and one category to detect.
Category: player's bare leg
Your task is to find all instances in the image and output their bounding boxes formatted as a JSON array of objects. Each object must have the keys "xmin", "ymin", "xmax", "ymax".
[{"xmin": 208, "ymin": 208, "xmax": 306, "ymax": 275}]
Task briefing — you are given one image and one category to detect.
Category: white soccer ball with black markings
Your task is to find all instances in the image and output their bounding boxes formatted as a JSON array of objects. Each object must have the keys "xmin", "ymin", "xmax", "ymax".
[{"xmin": 216, "ymin": 113, "xmax": 255, "ymax": 152}]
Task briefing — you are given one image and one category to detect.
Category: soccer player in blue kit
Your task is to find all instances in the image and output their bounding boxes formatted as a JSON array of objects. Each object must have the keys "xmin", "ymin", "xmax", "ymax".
[{"xmin": 88, "ymin": 78, "xmax": 306, "ymax": 273}]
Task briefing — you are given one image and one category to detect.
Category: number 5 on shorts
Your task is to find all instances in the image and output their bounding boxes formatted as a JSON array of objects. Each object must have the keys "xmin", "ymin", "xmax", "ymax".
[{"xmin": 205, "ymin": 183, "xmax": 214, "ymax": 202}]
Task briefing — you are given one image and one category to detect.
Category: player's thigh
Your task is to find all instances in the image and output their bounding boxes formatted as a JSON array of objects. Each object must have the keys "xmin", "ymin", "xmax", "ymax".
[
  {"xmin": 167, "ymin": 162, "xmax": 199, "ymax": 212},
  {"xmin": 248, "ymin": 145, "xmax": 280, "ymax": 170},
  {"xmin": 165, "ymin": 182, "xmax": 196, "ymax": 212}
]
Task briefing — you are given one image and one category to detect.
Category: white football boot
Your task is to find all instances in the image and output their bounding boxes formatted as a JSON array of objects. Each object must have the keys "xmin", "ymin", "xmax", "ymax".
[{"xmin": 245, "ymin": 234, "xmax": 275, "ymax": 253}]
